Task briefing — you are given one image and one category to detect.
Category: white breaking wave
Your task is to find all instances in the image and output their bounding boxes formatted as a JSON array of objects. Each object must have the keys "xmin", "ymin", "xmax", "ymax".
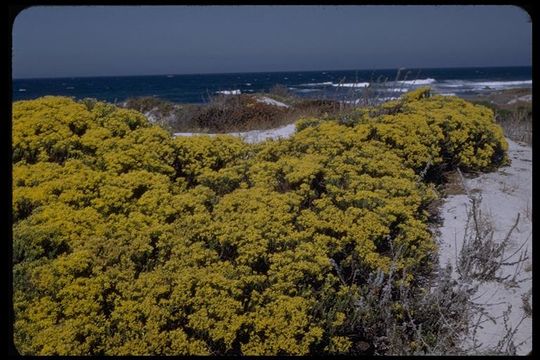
[
  {"xmin": 18, "ymin": 88, "xmax": 27, "ymax": 92},
  {"xmin": 299, "ymin": 81, "xmax": 333, "ymax": 87},
  {"xmin": 439, "ymin": 80, "xmax": 532, "ymax": 89},
  {"xmin": 332, "ymin": 82, "xmax": 370, "ymax": 88},
  {"xmin": 299, "ymin": 81, "xmax": 372, "ymax": 88},
  {"xmin": 245, "ymin": 83, "xmax": 252, "ymax": 86},
  {"xmin": 216, "ymin": 89, "xmax": 241, "ymax": 95},
  {"xmin": 470, "ymin": 80, "xmax": 532, "ymax": 87},
  {"xmin": 397, "ymin": 78, "xmax": 437, "ymax": 85}
]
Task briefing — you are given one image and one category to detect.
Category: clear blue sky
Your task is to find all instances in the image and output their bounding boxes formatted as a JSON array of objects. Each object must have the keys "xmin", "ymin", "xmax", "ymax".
[{"xmin": 12, "ymin": 5, "xmax": 532, "ymax": 79}]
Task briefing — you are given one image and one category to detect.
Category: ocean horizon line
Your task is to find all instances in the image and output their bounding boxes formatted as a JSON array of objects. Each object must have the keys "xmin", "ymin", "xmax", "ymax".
[{"xmin": 13, "ymin": 64, "xmax": 532, "ymax": 81}]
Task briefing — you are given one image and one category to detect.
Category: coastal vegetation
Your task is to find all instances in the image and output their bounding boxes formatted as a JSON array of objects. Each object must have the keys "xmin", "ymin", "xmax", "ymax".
[
  {"xmin": 120, "ymin": 86, "xmax": 531, "ymax": 148},
  {"xmin": 121, "ymin": 89, "xmax": 348, "ymax": 134},
  {"xmin": 466, "ymin": 88, "xmax": 532, "ymax": 145},
  {"xmin": 12, "ymin": 88, "xmax": 509, "ymax": 355}
]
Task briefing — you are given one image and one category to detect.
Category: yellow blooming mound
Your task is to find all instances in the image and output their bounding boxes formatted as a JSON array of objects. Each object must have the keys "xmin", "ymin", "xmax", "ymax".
[{"xmin": 12, "ymin": 90, "xmax": 508, "ymax": 355}]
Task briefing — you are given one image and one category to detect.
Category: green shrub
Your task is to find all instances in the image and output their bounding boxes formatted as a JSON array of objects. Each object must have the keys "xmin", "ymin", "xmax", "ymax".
[{"xmin": 12, "ymin": 93, "xmax": 508, "ymax": 355}]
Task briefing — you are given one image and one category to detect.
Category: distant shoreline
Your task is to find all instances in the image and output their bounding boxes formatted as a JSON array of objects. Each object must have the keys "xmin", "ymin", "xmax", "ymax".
[
  {"xmin": 12, "ymin": 65, "xmax": 532, "ymax": 81},
  {"xmin": 12, "ymin": 66, "xmax": 531, "ymax": 104}
]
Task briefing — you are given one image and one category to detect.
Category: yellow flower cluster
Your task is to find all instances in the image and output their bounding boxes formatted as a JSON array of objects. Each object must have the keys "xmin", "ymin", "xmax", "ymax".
[{"xmin": 12, "ymin": 91, "xmax": 507, "ymax": 355}]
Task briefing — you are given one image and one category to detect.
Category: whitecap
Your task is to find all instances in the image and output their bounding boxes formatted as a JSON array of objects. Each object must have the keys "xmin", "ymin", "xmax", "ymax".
[
  {"xmin": 397, "ymin": 78, "xmax": 436, "ymax": 85},
  {"xmin": 299, "ymin": 81, "xmax": 333, "ymax": 87},
  {"xmin": 439, "ymin": 79, "xmax": 532, "ymax": 89},
  {"xmin": 216, "ymin": 89, "xmax": 241, "ymax": 95},
  {"xmin": 332, "ymin": 82, "xmax": 370, "ymax": 88},
  {"xmin": 472, "ymin": 80, "xmax": 532, "ymax": 88},
  {"xmin": 387, "ymin": 88, "xmax": 409, "ymax": 92}
]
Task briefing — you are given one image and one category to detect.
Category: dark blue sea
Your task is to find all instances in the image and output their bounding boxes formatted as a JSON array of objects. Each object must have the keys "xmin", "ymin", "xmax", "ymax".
[{"xmin": 12, "ymin": 66, "xmax": 532, "ymax": 104}]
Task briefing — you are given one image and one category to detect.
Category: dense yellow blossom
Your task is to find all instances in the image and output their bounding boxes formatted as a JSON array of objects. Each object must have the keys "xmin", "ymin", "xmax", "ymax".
[{"xmin": 12, "ymin": 91, "xmax": 508, "ymax": 355}]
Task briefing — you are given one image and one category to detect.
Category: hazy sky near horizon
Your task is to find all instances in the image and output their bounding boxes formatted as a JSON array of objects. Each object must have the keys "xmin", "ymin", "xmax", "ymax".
[{"xmin": 12, "ymin": 5, "xmax": 532, "ymax": 78}]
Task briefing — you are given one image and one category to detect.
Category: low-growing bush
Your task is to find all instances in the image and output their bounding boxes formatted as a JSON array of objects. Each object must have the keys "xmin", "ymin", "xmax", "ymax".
[
  {"xmin": 123, "ymin": 96, "xmax": 176, "ymax": 115},
  {"xmin": 191, "ymin": 94, "xmax": 291, "ymax": 132},
  {"xmin": 471, "ymin": 98, "xmax": 532, "ymax": 146},
  {"xmin": 12, "ymin": 91, "xmax": 508, "ymax": 355}
]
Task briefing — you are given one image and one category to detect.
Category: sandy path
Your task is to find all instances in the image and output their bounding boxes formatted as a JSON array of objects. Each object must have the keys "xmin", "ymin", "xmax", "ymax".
[{"xmin": 437, "ymin": 138, "xmax": 532, "ymax": 354}]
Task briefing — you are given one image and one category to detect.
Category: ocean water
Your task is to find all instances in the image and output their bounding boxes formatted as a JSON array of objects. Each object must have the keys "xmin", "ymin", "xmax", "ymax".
[{"xmin": 12, "ymin": 66, "xmax": 532, "ymax": 104}]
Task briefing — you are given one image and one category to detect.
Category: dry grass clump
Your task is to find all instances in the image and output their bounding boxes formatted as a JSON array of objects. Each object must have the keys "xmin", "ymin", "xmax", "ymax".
[
  {"xmin": 469, "ymin": 88, "xmax": 532, "ymax": 146},
  {"xmin": 349, "ymin": 190, "xmax": 530, "ymax": 355},
  {"xmin": 123, "ymin": 96, "xmax": 175, "ymax": 115},
  {"xmin": 122, "ymin": 93, "xmax": 355, "ymax": 133},
  {"xmin": 122, "ymin": 94, "xmax": 292, "ymax": 133},
  {"xmin": 189, "ymin": 94, "xmax": 291, "ymax": 132}
]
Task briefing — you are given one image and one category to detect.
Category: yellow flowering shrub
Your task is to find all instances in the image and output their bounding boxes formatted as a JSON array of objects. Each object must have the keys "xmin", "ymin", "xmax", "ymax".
[
  {"xmin": 12, "ymin": 93, "xmax": 508, "ymax": 355},
  {"xmin": 399, "ymin": 88, "xmax": 509, "ymax": 171},
  {"xmin": 173, "ymin": 135, "xmax": 249, "ymax": 183}
]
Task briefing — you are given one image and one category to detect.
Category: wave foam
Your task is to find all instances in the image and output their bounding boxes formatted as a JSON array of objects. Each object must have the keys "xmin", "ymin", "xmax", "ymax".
[
  {"xmin": 397, "ymin": 78, "xmax": 436, "ymax": 85},
  {"xmin": 439, "ymin": 80, "xmax": 532, "ymax": 89},
  {"xmin": 299, "ymin": 81, "xmax": 333, "ymax": 86},
  {"xmin": 332, "ymin": 82, "xmax": 370, "ymax": 88},
  {"xmin": 216, "ymin": 89, "xmax": 241, "ymax": 95},
  {"xmin": 472, "ymin": 80, "xmax": 532, "ymax": 88}
]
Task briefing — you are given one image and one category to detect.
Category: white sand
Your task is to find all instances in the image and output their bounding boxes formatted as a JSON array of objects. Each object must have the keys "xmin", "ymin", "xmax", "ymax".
[
  {"xmin": 255, "ymin": 96, "xmax": 290, "ymax": 108},
  {"xmin": 173, "ymin": 123, "xmax": 296, "ymax": 144},
  {"xmin": 507, "ymin": 94, "xmax": 532, "ymax": 104},
  {"xmin": 437, "ymin": 138, "xmax": 532, "ymax": 354}
]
